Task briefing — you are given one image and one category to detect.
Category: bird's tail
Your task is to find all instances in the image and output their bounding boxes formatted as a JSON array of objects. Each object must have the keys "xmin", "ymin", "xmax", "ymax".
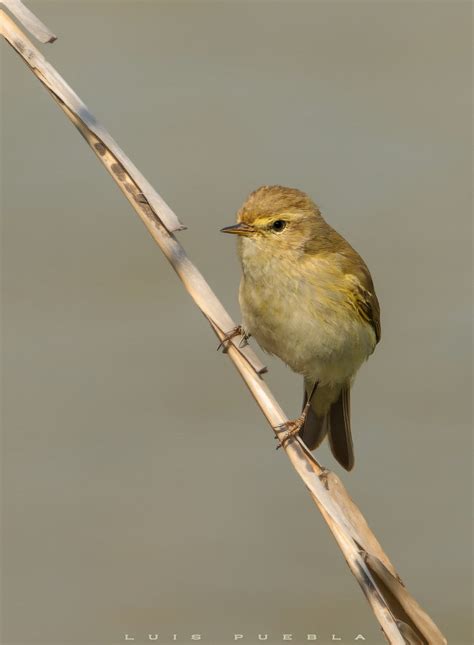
[
  {"xmin": 299, "ymin": 382, "xmax": 354, "ymax": 471},
  {"xmin": 327, "ymin": 385, "xmax": 354, "ymax": 471}
]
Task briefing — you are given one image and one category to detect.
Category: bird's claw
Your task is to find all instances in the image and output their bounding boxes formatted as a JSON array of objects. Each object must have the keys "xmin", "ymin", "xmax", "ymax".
[
  {"xmin": 275, "ymin": 415, "xmax": 305, "ymax": 450},
  {"xmin": 217, "ymin": 325, "xmax": 249, "ymax": 352}
]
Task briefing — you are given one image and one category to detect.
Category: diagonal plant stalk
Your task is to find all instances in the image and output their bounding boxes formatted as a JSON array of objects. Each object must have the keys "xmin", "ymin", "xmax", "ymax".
[{"xmin": 1, "ymin": 3, "xmax": 447, "ymax": 643}]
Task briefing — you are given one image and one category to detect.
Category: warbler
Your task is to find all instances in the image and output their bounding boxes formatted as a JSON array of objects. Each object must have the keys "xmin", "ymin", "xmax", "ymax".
[{"xmin": 221, "ymin": 185, "xmax": 381, "ymax": 471}]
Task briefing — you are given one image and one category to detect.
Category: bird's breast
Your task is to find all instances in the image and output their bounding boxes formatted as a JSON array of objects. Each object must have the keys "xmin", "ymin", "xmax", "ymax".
[{"xmin": 239, "ymin": 253, "xmax": 376, "ymax": 384}]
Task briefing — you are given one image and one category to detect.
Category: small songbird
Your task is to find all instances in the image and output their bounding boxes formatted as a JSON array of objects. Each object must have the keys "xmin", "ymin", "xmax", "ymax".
[{"xmin": 221, "ymin": 185, "xmax": 381, "ymax": 471}]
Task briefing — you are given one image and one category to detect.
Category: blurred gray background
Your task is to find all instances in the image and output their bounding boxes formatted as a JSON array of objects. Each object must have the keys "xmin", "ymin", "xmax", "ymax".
[{"xmin": 1, "ymin": 2, "xmax": 472, "ymax": 644}]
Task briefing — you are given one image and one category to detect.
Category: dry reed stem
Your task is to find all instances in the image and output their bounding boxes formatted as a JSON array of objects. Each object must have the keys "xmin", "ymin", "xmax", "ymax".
[
  {"xmin": 1, "ymin": 0, "xmax": 56, "ymax": 42},
  {"xmin": 1, "ymin": 4, "xmax": 447, "ymax": 644}
]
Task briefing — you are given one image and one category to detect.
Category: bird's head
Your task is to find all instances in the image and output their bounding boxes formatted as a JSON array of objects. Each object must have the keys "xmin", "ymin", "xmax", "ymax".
[{"xmin": 221, "ymin": 185, "xmax": 323, "ymax": 255}]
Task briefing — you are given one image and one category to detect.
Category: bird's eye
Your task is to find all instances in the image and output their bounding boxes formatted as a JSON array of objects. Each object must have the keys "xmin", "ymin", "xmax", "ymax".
[{"xmin": 271, "ymin": 219, "xmax": 286, "ymax": 232}]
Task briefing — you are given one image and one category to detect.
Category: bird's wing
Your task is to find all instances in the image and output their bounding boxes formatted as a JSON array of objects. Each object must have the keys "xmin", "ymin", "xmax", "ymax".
[
  {"xmin": 335, "ymin": 251, "xmax": 381, "ymax": 344},
  {"xmin": 352, "ymin": 272, "xmax": 381, "ymax": 343},
  {"xmin": 305, "ymin": 227, "xmax": 381, "ymax": 344}
]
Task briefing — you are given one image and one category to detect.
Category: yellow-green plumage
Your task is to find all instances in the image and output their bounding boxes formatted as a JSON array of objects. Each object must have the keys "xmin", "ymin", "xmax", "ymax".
[{"xmin": 224, "ymin": 185, "xmax": 380, "ymax": 470}]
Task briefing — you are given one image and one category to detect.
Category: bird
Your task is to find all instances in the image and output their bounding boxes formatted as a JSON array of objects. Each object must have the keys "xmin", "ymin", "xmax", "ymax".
[{"xmin": 220, "ymin": 185, "xmax": 380, "ymax": 471}]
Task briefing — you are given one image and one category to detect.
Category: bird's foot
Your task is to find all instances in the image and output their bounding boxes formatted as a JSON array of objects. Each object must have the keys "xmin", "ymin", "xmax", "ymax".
[
  {"xmin": 217, "ymin": 325, "xmax": 249, "ymax": 352},
  {"xmin": 275, "ymin": 414, "xmax": 306, "ymax": 450}
]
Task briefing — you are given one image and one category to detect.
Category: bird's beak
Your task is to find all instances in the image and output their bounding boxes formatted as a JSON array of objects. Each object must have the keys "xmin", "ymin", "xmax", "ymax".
[{"xmin": 220, "ymin": 222, "xmax": 255, "ymax": 236}]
